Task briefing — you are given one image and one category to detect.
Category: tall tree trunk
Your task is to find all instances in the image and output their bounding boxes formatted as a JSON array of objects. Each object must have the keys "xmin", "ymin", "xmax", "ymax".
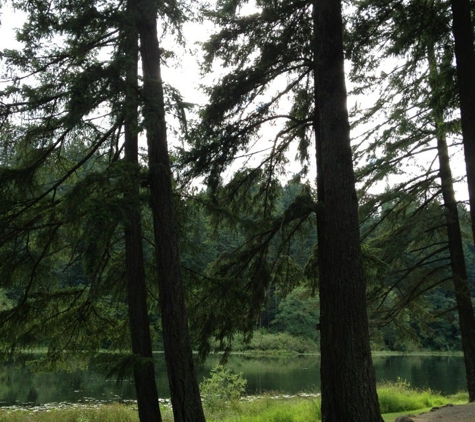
[
  {"xmin": 450, "ymin": 0, "xmax": 475, "ymax": 251},
  {"xmin": 123, "ymin": 4, "xmax": 162, "ymax": 421},
  {"xmin": 313, "ymin": 1, "xmax": 383, "ymax": 421},
  {"xmin": 134, "ymin": 1, "xmax": 206, "ymax": 420},
  {"xmin": 427, "ymin": 42, "xmax": 475, "ymax": 402}
]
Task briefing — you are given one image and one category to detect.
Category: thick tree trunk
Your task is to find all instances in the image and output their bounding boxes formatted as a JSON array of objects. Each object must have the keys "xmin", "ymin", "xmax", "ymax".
[
  {"xmin": 123, "ymin": 5, "xmax": 162, "ymax": 421},
  {"xmin": 450, "ymin": 0, "xmax": 475, "ymax": 259},
  {"xmin": 313, "ymin": 1, "xmax": 383, "ymax": 421},
  {"xmin": 427, "ymin": 42, "xmax": 475, "ymax": 402},
  {"xmin": 134, "ymin": 1, "xmax": 206, "ymax": 420},
  {"xmin": 437, "ymin": 129, "xmax": 475, "ymax": 402}
]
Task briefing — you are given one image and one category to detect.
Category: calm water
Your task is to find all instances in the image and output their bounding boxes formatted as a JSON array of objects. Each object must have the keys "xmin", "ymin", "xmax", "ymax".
[{"xmin": 0, "ymin": 354, "xmax": 466, "ymax": 406}]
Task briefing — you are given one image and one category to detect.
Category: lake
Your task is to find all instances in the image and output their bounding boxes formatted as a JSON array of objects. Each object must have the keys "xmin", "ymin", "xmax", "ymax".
[{"xmin": 0, "ymin": 354, "xmax": 466, "ymax": 406}]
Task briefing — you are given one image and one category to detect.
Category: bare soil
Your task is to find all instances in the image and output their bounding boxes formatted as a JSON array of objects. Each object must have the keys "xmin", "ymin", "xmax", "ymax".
[{"xmin": 399, "ymin": 403, "xmax": 475, "ymax": 422}]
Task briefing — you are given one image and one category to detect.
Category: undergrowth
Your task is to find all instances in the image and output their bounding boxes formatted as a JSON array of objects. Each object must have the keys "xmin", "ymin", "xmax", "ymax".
[
  {"xmin": 377, "ymin": 377, "xmax": 463, "ymax": 413},
  {"xmin": 0, "ymin": 377, "xmax": 468, "ymax": 422}
]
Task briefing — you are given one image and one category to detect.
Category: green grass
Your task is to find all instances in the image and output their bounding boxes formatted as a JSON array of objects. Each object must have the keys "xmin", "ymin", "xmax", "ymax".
[
  {"xmin": 204, "ymin": 395, "xmax": 321, "ymax": 422},
  {"xmin": 377, "ymin": 379, "xmax": 468, "ymax": 422},
  {"xmin": 0, "ymin": 382, "xmax": 468, "ymax": 422},
  {"xmin": 378, "ymin": 378, "xmax": 449, "ymax": 413},
  {"xmin": 0, "ymin": 403, "xmax": 143, "ymax": 422}
]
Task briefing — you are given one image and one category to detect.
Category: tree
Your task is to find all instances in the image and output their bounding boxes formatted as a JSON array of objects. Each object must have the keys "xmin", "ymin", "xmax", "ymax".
[
  {"xmin": 271, "ymin": 286, "xmax": 319, "ymax": 339},
  {"xmin": 0, "ymin": 0, "xmax": 132, "ymax": 359},
  {"xmin": 313, "ymin": 1, "xmax": 382, "ymax": 420},
  {"xmin": 450, "ymin": 0, "xmax": 475, "ymax": 248},
  {"xmin": 181, "ymin": 0, "xmax": 382, "ymax": 419},
  {"xmin": 0, "ymin": 1, "xmax": 165, "ymax": 419},
  {"xmin": 0, "ymin": 0, "xmax": 206, "ymax": 419},
  {"xmin": 123, "ymin": 1, "xmax": 162, "ymax": 419},
  {"xmin": 348, "ymin": 0, "xmax": 475, "ymax": 400},
  {"xmin": 134, "ymin": 0, "xmax": 206, "ymax": 419},
  {"xmin": 428, "ymin": 37, "xmax": 475, "ymax": 401}
]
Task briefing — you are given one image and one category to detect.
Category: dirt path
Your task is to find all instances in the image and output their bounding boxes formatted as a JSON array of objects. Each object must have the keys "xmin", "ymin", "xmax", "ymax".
[{"xmin": 397, "ymin": 403, "xmax": 475, "ymax": 422}]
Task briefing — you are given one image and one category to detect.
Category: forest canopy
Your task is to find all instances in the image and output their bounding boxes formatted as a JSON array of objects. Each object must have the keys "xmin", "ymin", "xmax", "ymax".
[{"xmin": 1, "ymin": 0, "xmax": 475, "ymax": 420}]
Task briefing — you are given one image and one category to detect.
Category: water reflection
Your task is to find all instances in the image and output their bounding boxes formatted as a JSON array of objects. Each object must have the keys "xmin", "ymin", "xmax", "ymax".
[{"xmin": 0, "ymin": 354, "xmax": 466, "ymax": 406}]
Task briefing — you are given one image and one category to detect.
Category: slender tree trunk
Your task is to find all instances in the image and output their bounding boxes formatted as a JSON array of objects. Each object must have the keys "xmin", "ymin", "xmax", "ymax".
[
  {"xmin": 450, "ymin": 0, "xmax": 475, "ymax": 252},
  {"xmin": 313, "ymin": 1, "xmax": 383, "ymax": 421},
  {"xmin": 427, "ymin": 42, "xmax": 475, "ymax": 402},
  {"xmin": 123, "ymin": 4, "xmax": 162, "ymax": 420},
  {"xmin": 134, "ymin": 1, "xmax": 206, "ymax": 420}
]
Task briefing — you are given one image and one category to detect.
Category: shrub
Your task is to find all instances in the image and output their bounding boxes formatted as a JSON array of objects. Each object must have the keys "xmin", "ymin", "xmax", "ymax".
[{"xmin": 200, "ymin": 365, "xmax": 247, "ymax": 411}]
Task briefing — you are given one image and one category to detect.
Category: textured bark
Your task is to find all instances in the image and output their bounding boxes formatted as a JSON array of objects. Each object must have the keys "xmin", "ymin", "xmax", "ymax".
[
  {"xmin": 427, "ymin": 42, "xmax": 475, "ymax": 402},
  {"xmin": 134, "ymin": 1, "xmax": 206, "ymax": 420},
  {"xmin": 450, "ymin": 0, "xmax": 475, "ymax": 263},
  {"xmin": 313, "ymin": 1, "xmax": 383, "ymax": 421},
  {"xmin": 437, "ymin": 130, "xmax": 475, "ymax": 402},
  {"xmin": 123, "ymin": 4, "xmax": 162, "ymax": 420}
]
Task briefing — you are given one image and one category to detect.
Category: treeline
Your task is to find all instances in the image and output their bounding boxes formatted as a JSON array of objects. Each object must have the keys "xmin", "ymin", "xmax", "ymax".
[
  {"xmin": 177, "ymin": 180, "xmax": 475, "ymax": 354},
  {"xmin": 2, "ymin": 173, "xmax": 470, "ymax": 355}
]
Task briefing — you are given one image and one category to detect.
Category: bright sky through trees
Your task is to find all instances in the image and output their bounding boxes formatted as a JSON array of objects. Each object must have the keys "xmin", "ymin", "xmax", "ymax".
[{"xmin": 0, "ymin": 1, "xmax": 469, "ymax": 202}]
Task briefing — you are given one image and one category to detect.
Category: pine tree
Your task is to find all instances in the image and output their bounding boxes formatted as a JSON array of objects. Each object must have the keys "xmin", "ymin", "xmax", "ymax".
[
  {"xmin": 182, "ymin": 1, "xmax": 382, "ymax": 419},
  {"xmin": 134, "ymin": 0, "xmax": 206, "ymax": 419},
  {"xmin": 123, "ymin": 0, "xmax": 162, "ymax": 418},
  {"xmin": 313, "ymin": 1, "xmax": 382, "ymax": 420},
  {"xmin": 0, "ymin": 0, "xmax": 205, "ymax": 418},
  {"xmin": 348, "ymin": 0, "xmax": 475, "ymax": 400},
  {"xmin": 450, "ymin": 0, "xmax": 475, "ymax": 254}
]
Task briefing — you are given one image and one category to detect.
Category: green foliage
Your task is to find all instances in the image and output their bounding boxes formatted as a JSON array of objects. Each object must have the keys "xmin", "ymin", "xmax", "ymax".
[
  {"xmin": 232, "ymin": 330, "xmax": 318, "ymax": 354},
  {"xmin": 377, "ymin": 378, "xmax": 449, "ymax": 414},
  {"xmin": 0, "ymin": 384, "xmax": 468, "ymax": 422},
  {"xmin": 0, "ymin": 290, "xmax": 14, "ymax": 312},
  {"xmin": 360, "ymin": 191, "xmax": 465, "ymax": 351},
  {"xmin": 0, "ymin": 404, "xmax": 142, "ymax": 422},
  {"xmin": 200, "ymin": 365, "xmax": 247, "ymax": 411},
  {"xmin": 182, "ymin": 0, "xmax": 315, "ymax": 190},
  {"xmin": 185, "ymin": 181, "xmax": 318, "ymax": 358},
  {"xmin": 206, "ymin": 396, "xmax": 320, "ymax": 422},
  {"xmin": 347, "ymin": 0, "xmax": 471, "ymax": 357},
  {"xmin": 180, "ymin": 175, "xmax": 470, "ymax": 355},
  {"xmin": 271, "ymin": 287, "xmax": 319, "ymax": 341}
]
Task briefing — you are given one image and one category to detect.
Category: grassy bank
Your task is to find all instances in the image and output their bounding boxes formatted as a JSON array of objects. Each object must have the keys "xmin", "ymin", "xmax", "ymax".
[
  {"xmin": 217, "ymin": 331, "xmax": 319, "ymax": 355},
  {"xmin": 208, "ymin": 330, "xmax": 466, "ymax": 356},
  {"xmin": 0, "ymin": 382, "xmax": 468, "ymax": 422}
]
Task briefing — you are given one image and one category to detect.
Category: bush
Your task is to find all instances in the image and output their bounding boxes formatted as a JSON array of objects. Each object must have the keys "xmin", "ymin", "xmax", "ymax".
[{"xmin": 200, "ymin": 365, "xmax": 247, "ymax": 411}]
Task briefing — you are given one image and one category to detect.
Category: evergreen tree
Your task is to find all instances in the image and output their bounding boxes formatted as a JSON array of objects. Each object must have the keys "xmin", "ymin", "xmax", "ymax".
[
  {"xmin": 0, "ymin": 0, "xmax": 131, "ymax": 359},
  {"xmin": 313, "ymin": 1, "xmax": 382, "ymax": 420},
  {"xmin": 449, "ymin": 0, "xmax": 475, "ymax": 253},
  {"xmin": 349, "ymin": 0, "xmax": 475, "ymax": 400},
  {"xmin": 0, "ymin": 0, "xmax": 205, "ymax": 418},
  {"xmin": 428, "ymin": 36, "xmax": 475, "ymax": 401},
  {"xmin": 134, "ymin": 0, "xmax": 206, "ymax": 419},
  {"xmin": 123, "ymin": 1, "xmax": 162, "ymax": 419},
  {"xmin": 182, "ymin": 0, "xmax": 382, "ymax": 419},
  {"xmin": 0, "ymin": 1, "xmax": 165, "ymax": 419}
]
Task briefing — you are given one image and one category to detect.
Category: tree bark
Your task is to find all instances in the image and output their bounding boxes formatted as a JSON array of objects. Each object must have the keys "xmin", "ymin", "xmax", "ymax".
[
  {"xmin": 427, "ymin": 41, "xmax": 475, "ymax": 402},
  {"xmin": 313, "ymin": 1, "xmax": 383, "ymax": 421},
  {"xmin": 134, "ymin": 1, "xmax": 206, "ymax": 420},
  {"xmin": 123, "ymin": 3, "xmax": 162, "ymax": 420},
  {"xmin": 450, "ymin": 0, "xmax": 475, "ymax": 257}
]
